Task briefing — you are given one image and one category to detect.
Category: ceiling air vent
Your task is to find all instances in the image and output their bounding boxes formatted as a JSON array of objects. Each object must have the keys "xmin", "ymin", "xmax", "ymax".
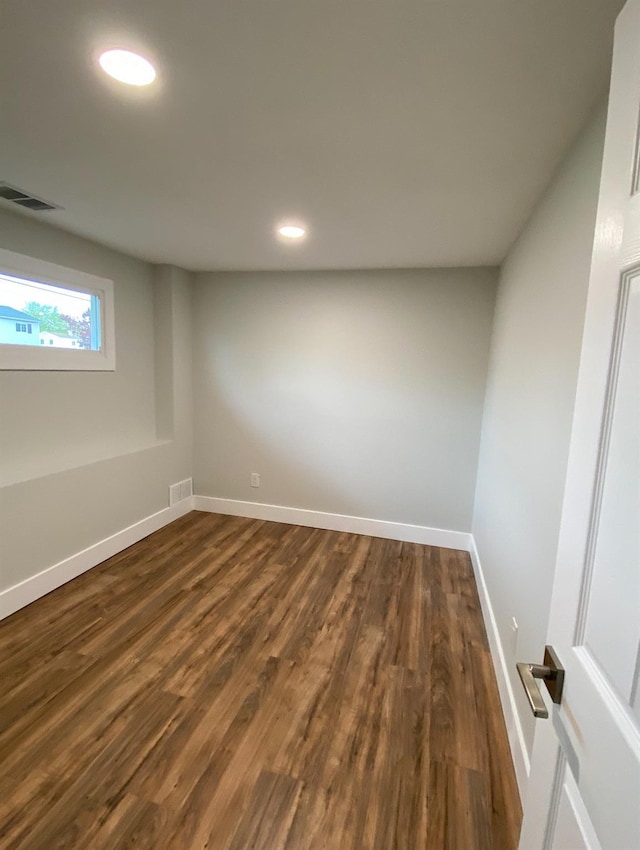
[{"xmin": 0, "ymin": 182, "xmax": 61, "ymax": 212}]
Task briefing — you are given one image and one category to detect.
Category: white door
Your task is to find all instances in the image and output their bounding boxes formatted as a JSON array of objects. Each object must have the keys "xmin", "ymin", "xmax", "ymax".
[{"xmin": 518, "ymin": 1, "xmax": 640, "ymax": 848}]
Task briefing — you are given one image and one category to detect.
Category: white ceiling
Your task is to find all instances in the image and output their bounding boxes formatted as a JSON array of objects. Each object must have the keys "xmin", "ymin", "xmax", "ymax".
[{"xmin": 0, "ymin": 1, "xmax": 624, "ymax": 271}]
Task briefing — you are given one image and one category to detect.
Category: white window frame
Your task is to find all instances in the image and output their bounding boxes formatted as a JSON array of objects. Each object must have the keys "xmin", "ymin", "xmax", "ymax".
[{"xmin": 0, "ymin": 249, "xmax": 115, "ymax": 371}]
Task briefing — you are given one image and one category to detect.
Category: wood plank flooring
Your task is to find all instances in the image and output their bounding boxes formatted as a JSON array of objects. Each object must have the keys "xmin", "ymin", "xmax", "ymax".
[{"xmin": 0, "ymin": 511, "xmax": 522, "ymax": 849}]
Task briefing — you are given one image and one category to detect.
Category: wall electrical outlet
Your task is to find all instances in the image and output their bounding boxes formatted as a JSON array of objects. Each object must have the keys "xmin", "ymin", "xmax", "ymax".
[
  {"xmin": 510, "ymin": 617, "xmax": 519, "ymax": 656},
  {"xmin": 250, "ymin": 472, "xmax": 260, "ymax": 488}
]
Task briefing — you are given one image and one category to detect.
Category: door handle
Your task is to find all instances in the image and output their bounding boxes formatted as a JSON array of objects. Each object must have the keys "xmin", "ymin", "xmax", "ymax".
[{"xmin": 516, "ymin": 645, "xmax": 564, "ymax": 719}]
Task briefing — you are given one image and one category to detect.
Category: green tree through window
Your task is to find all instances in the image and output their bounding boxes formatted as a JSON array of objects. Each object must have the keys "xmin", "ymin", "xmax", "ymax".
[{"xmin": 24, "ymin": 302, "xmax": 70, "ymax": 334}]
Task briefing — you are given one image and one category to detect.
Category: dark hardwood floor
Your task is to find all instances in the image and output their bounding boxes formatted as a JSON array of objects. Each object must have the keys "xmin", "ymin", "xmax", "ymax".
[{"xmin": 0, "ymin": 511, "xmax": 521, "ymax": 849}]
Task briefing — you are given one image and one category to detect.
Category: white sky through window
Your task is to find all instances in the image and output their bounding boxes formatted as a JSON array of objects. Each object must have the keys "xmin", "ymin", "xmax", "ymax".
[{"xmin": 0, "ymin": 273, "xmax": 91, "ymax": 319}]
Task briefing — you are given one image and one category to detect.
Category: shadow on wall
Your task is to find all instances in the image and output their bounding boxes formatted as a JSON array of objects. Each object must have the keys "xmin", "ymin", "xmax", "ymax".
[{"xmin": 198, "ymin": 339, "xmax": 413, "ymax": 518}]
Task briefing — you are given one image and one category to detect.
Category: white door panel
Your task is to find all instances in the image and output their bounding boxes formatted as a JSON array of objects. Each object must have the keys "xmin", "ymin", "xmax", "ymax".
[
  {"xmin": 582, "ymin": 270, "xmax": 640, "ymax": 709},
  {"xmin": 550, "ymin": 766, "xmax": 600, "ymax": 850}
]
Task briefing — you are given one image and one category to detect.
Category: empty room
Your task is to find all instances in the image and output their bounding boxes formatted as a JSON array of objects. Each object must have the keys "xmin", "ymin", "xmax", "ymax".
[{"xmin": 1, "ymin": 1, "xmax": 639, "ymax": 848}]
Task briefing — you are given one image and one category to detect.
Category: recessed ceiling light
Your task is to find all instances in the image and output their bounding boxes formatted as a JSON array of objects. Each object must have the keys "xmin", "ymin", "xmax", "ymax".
[
  {"xmin": 277, "ymin": 224, "xmax": 307, "ymax": 239},
  {"xmin": 99, "ymin": 49, "xmax": 156, "ymax": 86}
]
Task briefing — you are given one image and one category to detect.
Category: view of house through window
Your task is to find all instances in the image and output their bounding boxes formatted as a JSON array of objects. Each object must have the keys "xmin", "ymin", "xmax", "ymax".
[{"xmin": 0, "ymin": 272, "xmax": 101, "ymax": 350}]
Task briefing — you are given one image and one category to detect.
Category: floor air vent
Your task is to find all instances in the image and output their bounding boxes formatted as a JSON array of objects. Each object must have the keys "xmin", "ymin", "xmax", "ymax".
[
  {"xmin": 169, "ymin": 478, "xmax": 193, "ymax": 507},
  {"xmin": 0, "ymin": 182, "xmax": 61, "ymax": 212}
]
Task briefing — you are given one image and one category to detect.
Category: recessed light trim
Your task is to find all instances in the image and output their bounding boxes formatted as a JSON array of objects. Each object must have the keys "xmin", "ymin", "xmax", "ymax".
[
  {"xmin": 277, "ymin": 224, "xmax": 307, "ymax": 239},
  {"xmin": 99, "ymin": 49, "xmax": 156, "ymax": 86}
]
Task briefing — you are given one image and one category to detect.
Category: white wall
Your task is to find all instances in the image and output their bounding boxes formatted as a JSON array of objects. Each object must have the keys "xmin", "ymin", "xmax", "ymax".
[
  {"xmin": 0, "ymin": 209, "xmax": 193, "ymax": 594},
  {"xmin": 193, "ymin": 268, "xmax": 497, "ymax": 531},
  {"xmin": 472, "ymin": 104, "xmax": 607, "ymax": 759}
]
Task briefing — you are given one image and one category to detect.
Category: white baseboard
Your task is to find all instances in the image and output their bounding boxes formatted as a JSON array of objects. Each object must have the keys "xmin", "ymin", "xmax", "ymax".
[
  {"xmin": 0, "ymin": 498, "xmax": 195, "ymax": 621},
  {"xmin": 192, "ymin": 495, "xmax": 472, "ymax": 551},
  {"xmin": 469, "ymin": 535, "xmax": 530, "ymax": 797}
]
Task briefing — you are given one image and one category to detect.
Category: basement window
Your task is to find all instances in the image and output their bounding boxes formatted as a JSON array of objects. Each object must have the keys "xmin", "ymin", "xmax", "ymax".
[{"xmin": 0, "ymin": 249, "xmax": 115, "ymax": 371}]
